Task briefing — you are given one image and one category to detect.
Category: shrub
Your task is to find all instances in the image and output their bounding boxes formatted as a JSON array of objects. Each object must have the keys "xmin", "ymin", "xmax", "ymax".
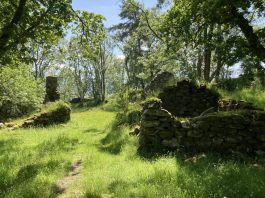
[
  {"xmin": 217, "ymin": 76, "xmax": 252, "ymax": 91},
  {"xmin": 126, "ymin": 110, "xmax": 141, "ymax": 125},
  {"xmin": 0, "ymin": 64, "xmax": 44, "ymax": 121},
  {"xmin": 22, "ymin": 101, "xmax": 71, "ymax": 127},
  {"xmin": 114, "ymin": 88, "xmax": 130, "ymax": 112},
  {"xmin": 114, "ymin": 109, "xmax": 141, "ymax": 126}
]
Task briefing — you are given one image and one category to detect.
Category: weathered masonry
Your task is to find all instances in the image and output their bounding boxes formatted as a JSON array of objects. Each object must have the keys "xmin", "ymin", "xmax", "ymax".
[{"xmin": 139, "ymin": 80, "xmax": 265, "ymax": 156}]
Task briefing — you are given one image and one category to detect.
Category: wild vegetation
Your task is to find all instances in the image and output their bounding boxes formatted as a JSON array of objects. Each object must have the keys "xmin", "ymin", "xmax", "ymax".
[
  {"xmin": 1, "ymin": 108, "xmax": 265, "ymax": 198},
  {"xmin": 0, "ymin": 0, "xmax": 265, "ymax": 197}
]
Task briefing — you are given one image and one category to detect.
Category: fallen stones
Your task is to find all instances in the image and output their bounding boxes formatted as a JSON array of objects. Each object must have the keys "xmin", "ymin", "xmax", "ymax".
[
  {"xmin": 218, "ymin": 99, "xmax": 263, "ymax": 111},
  {"xmin": 129, "ymin": 125, "xmax": 141, "ymax": 136},
  {"xmin": 21, "ymin": 101, "xmax": 71, "ymax": 128}
]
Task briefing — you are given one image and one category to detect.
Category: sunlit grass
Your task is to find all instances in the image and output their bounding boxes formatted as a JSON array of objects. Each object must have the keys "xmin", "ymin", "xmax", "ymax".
[
  {"xmin": 0, "ymin": 107, "xmax": 265, "ymax": 198},
  {"xmin": 219, "ymin": 88, "xmax": 265, "ymax": 109}
]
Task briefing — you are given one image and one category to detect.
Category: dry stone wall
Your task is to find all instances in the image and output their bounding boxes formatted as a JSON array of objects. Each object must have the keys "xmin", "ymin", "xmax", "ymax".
[
  {"xmin": 180, "ymin": 111, "xmax": 265, "ymax": 155},
  {"xmin": 139, "ymin": 101, "xmax": 265, "ymax": 156},
  {"xmin": 139, "ymin": 101, "xmax": 180, "ymax": 148},
  {"xmin": 158, "ymin": 80, "xmax": 220, "ymax": 117},
  {"xmin": 139, "ymin": 80, "xmax": 265, "ymax": 156}
]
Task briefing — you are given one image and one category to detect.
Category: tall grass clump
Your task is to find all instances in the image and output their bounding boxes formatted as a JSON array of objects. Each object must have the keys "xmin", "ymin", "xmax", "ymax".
[{"xmin": 220, "ymin": 88, "xmax": 265, "ymax": 109}]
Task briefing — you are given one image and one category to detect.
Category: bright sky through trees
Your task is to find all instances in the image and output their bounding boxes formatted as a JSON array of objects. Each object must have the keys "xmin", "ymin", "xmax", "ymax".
[{"xmin": 72, "ymin": 0, "xmax": 158, "ymax": 28}]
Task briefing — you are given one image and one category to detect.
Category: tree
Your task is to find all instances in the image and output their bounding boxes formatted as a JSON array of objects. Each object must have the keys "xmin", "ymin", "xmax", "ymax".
[
  {"xmin": 66, "ymin": 11, "xmax": 110, "ymax": 104},
  {"xmin": 111, "ymin": 0, "xmax": 145, "ymax": 89},
  {"xmin": 0, "ymin": 63, "xmax": 44, "ymax": 120},
  {"xmin": 0, "ymin": 0, "xmax": 72, "ymax": 62},
  {"xmin": 162, "ymin": 0, "xmax": 265, "ymax": 81},
  {"xmin": 93, "ymin": 38, "xmax": 114, "ymax": 103},
  {"xmin": 26, "ymin": 35, "xmax": 64, "ymax": 80}
]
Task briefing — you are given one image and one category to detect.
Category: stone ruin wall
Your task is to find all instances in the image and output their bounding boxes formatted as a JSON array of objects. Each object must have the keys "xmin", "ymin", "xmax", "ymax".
[
  {"xmin": 139, "ymin": 102, "xmax": 265, "ymax": 156},
  {"xmin": 45, "ymin": 76, "xmax": 60, "ymax": 103},
  {"xmin": 159, "ymin": 80, "xmax": 220, "ymax": 117},
  {"xmin": 139, "ymin": 80, "xmax": 265, "ymax": 156}
]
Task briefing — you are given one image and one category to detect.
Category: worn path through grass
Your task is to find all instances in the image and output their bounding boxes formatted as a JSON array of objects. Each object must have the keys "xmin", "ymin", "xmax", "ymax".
[{"xmin": 0, "ymin": 108, "xmax": 265, "ymax": 198}]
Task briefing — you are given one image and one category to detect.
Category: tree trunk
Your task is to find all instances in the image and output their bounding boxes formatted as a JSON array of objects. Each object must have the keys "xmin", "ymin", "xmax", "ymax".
[
  {"xmin": 197, "ymin": 49, "xmax": 203, "ymax": 80},
  {"xmin": 203, "ymin": 25, "xmax": 213, "ymax": 82},
  {"xmin": 0, "ymin": 0, "xmax": 27, "ymax": 58},
  {"xmin": 101, "ymin": 71, "xmax": 106, "ymax": 103},
  {"xmin": 210, "ymin": 57, "xmax": 223, "ymax": 81}
]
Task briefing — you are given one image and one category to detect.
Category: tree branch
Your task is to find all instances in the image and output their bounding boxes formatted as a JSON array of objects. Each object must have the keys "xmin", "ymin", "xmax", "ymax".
[
  {"xmin": 0, "ymin": 0, "xmax": 27, "ymax": 49},
  {"xmin": 128, "ymin": 1, "xmax": 165, "ymax": 43}
]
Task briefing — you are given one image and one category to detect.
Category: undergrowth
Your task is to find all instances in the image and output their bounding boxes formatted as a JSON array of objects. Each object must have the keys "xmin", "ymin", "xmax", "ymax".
[
  {"xmin": 0, "ymin": 101, "xmax": 264, "ymax": 197},
  {"xmin": 219, "ymin": 88, "xmax": 265, "ymax": 109}
]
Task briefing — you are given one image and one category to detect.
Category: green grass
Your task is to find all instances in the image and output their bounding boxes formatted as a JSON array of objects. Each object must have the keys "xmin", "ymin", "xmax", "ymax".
[
  {"xmin": 0, "ymin": 107, "xmax": 265, "ymax": 198},
  {"xmin": 220, "ymin": 88, "xmax": 265, "ymax": 109}
]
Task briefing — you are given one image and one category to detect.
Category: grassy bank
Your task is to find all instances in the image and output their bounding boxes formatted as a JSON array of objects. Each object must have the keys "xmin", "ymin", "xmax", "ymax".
[
  {"xmin": 220, "ymin": 88, "xmax": 265, "ymax": 109},
  {"xmin": 0, "ymin": 107, "xmax": 265, "ymax": 198}
]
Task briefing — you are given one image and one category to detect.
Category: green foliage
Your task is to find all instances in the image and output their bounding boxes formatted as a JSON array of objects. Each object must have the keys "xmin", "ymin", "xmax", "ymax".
[
  {"xmin": 217, "ymin": 77, "xmax": 252, "ymax": 91},
  {"xmin": 0, "ymin": 63, "xmax": 44, "ymax": 120},
  {"xmin": 1, "ymin": 108, "xmax": 265, "ymax": 197},
  {"xmin": 250, "ymin": 76, "xmax": 265, "ymax": 90},
  {"xmin": 161, "ymin": 0, "xmax": 265, "ymax": 82},
  {"xmin": 126, "ymin": 109, "xmax": 141, "ymax": 125},
  {"xmin": 66, "ymin": 11, "xmax": 110, "ymax": 104},
  {"xmin": 143, "ymin": 97, "xmax": 162, "ymax": 103},
  {"xmin": 115, "ymin": 109, "xmax": 141, "ymax": 126},
  {"xmin": 0, "ymin": 0, "xmax": 72, "ymax": 61},
  {"xmin": 141, "ymin": 97, "xmax": 162, "ymax": 106},
  {"xmin": 115, "ymin": 88, "xmax": 130, "ymax": 112}
]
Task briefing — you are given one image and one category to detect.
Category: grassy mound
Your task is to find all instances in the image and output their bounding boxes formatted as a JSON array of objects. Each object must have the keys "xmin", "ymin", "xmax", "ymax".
[{"xmin": 21, "ymin": 101, "xmax": 71, "ymax": 127}]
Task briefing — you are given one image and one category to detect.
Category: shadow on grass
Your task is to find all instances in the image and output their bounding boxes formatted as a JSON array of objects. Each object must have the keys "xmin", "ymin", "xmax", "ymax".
[
  {"xmin": 0, "ymin": 161, "xmax": 61, "ymax": 197},
  {"xmin": 138, "ymin": 148, "xmax": 265, "ymax": 197},
  {"xmin": 93, "ymin": 152, "xmax": 265, "ymax": 198},
  {"xmin": 84, "ymin": 192, "xmax": 101, "ymax": 198},
  {"xmin": 0, "ymin": 139, "xmax": 20, "ymax": 153},
  {"xmin": 98, "ymin": 123, "xmax": 129, "ymax": 155},
  {"xmin": 83, "ymin": 128, "xmax": 101, "ymax": 133},
  {"xmin": 173, "ymin": 153, "xmax": 265, "ymax": 197}
]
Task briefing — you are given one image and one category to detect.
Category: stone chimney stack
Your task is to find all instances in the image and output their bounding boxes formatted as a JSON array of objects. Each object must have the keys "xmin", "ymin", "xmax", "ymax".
[{"xmin": 45, "ymin": 76, "xmax": 60, "ymax": 103}]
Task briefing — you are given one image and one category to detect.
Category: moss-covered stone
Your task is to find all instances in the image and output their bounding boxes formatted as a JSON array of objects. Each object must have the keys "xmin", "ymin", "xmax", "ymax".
[{"xmin": 21, "ymin": 101, "xmax": 71, "ymax": 127}]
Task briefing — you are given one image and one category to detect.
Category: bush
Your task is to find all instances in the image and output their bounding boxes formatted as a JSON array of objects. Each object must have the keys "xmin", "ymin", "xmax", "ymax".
[
  {"xmin": 114, "ymin": 88, "xmax": 130, "ymax": 112},
  {"xmin": 114, "ymin": 109, "xmax": 141, "ymax": 126},
  {"xmin": 0, "ymin": 64, "xmax": 44, "ymax": 121},
  {"xmin": 126, "ymin": 110, "xmax": 141, "ymax": 125},
  {"xmin": 217, "ymin": 76, "xmax": 252, "ymax": 91},
  {"xmin": 22, "ymin": 101, "xmax": 71, "ymax": 127}
]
